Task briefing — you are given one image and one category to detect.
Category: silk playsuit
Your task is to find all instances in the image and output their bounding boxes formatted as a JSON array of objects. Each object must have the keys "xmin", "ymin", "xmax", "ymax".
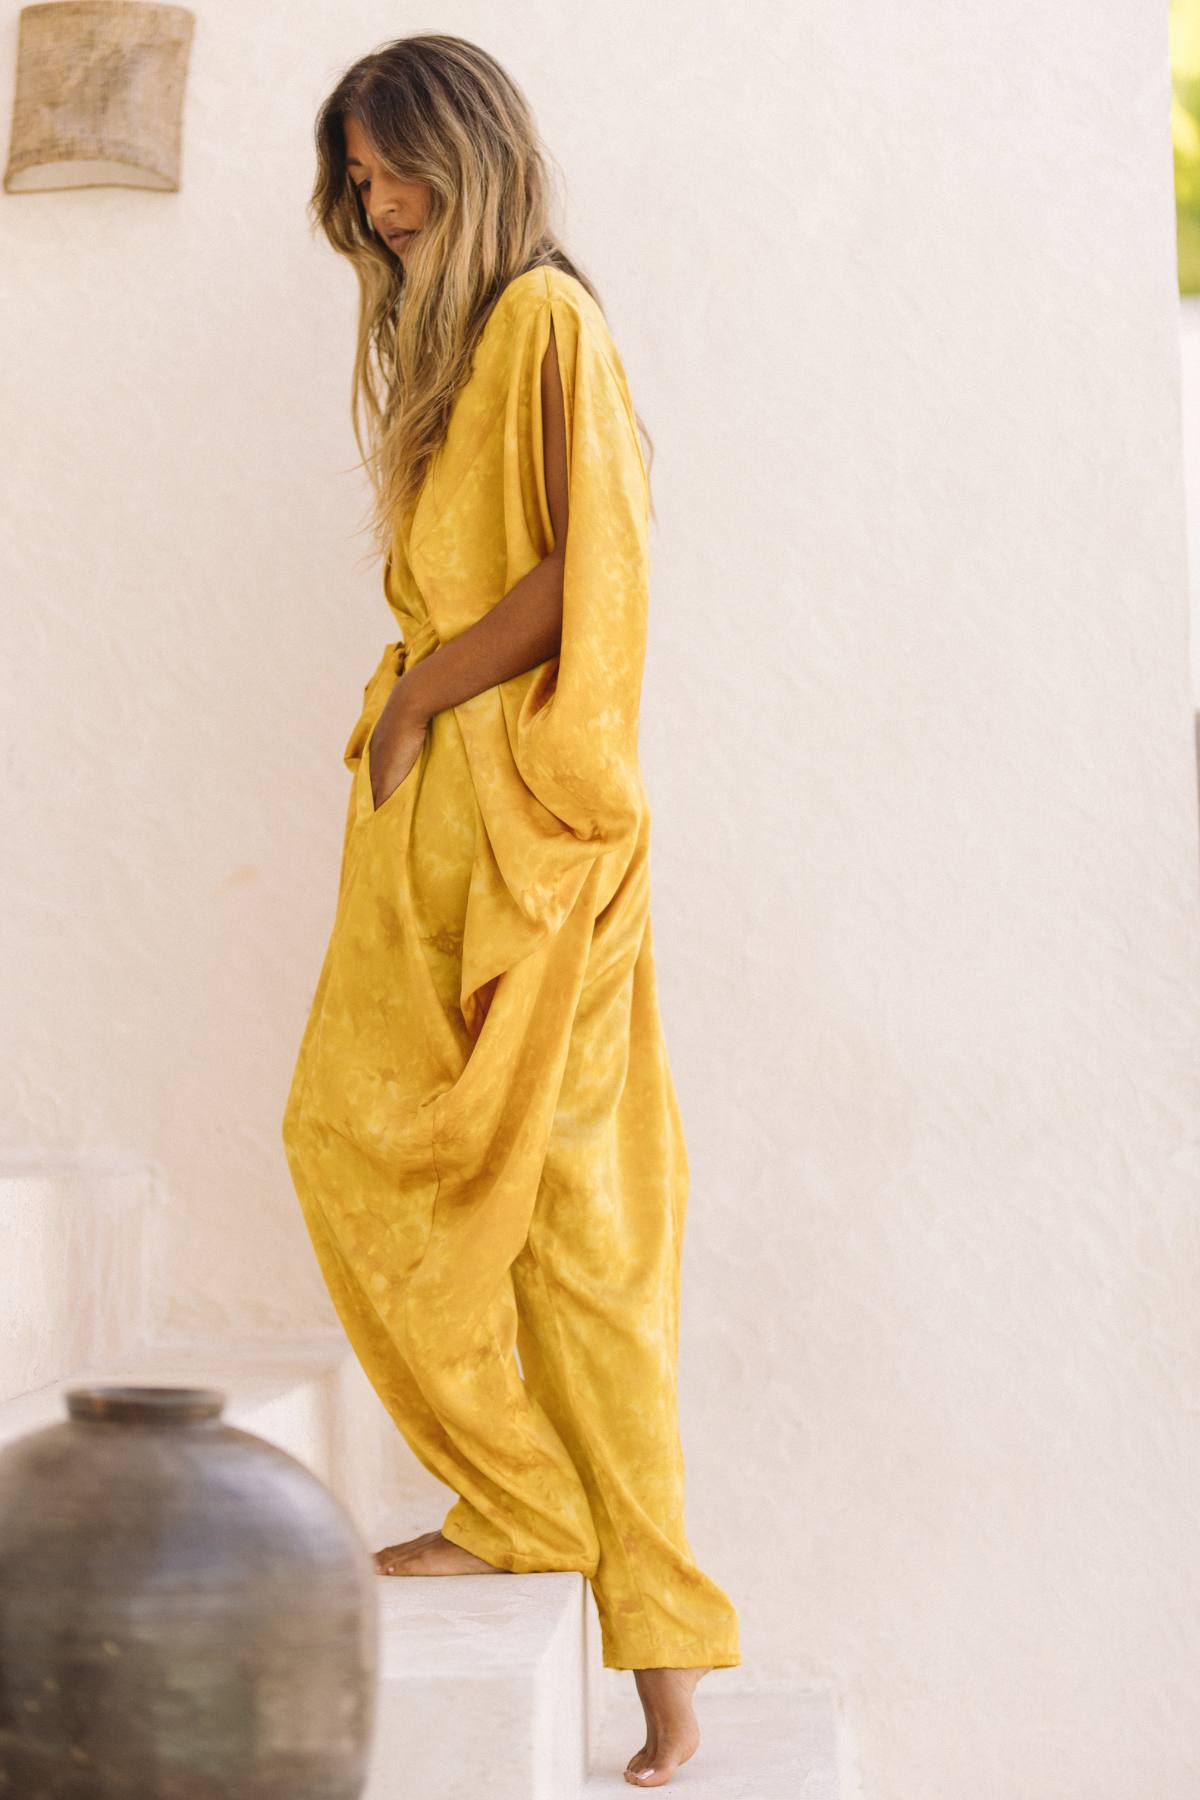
[{"xmin": 280, "ymin": 264, "xmax": 740, "ymax": 1672}]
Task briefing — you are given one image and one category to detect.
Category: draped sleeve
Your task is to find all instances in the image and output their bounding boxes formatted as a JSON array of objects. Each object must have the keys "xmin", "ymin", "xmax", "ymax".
[
  {"xmin": 504, "ymin": 277, "xmax": 650, "ymax": 847},
  {"xmin": 407, "ymin": 267, "xmax": 653, "ymax": 1032}
]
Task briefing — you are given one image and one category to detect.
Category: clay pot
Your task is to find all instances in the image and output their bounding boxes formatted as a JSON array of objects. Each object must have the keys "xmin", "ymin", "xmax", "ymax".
[{"xmin": 0, "ymin": 1385, "xmax": 378, "ymax": 1797}]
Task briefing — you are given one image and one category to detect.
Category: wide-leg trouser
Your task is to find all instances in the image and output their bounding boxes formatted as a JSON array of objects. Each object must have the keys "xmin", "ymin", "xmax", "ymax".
[{"xmin": 281, "ymin": 694, "xmax": 740, "ymax": 1671}]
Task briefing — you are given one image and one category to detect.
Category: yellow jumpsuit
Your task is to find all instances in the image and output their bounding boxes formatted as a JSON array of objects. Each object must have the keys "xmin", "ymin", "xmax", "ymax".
[{"xmin": 280, "ymin": 264, "xmax": 740, "ymax": 1672}]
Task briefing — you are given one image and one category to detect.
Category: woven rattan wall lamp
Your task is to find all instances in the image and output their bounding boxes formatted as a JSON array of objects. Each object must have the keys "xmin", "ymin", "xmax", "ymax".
[{"xmin": 4, "ymin": 0, "xmax": 194, "ymax": 193}]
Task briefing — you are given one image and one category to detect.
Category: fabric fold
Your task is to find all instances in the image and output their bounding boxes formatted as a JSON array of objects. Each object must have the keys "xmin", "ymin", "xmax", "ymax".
[{"xmin": 407, "ymin": 267, "xmax": 653, "ymax": 1038}]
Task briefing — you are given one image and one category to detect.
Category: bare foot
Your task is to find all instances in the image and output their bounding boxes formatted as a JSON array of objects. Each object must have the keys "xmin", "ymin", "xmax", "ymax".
[
  {"xmin": 623, "ymin": 1665, "xmax": 711, "ymax": 1787},
  {"xmin": 373, "ymin": 1529, "xmax": 504, "ymax": 1576}
]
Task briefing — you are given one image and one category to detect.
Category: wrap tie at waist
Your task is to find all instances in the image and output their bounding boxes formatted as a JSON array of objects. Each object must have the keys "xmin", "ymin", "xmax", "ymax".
[{"xmin": 399, "ymin": 615, "xmax": 440, "ymax": 663}]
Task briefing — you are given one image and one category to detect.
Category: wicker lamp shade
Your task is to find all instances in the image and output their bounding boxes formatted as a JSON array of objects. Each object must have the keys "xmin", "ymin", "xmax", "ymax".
[{"xmin": 4, "ymin": 1, "xmax": 195, "ymax": 193}]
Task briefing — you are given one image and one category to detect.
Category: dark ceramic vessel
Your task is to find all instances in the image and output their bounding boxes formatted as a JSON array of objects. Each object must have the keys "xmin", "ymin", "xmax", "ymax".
[{"xmin": 0, "ymin": 1385, "xmax": 379, "ymax": 1798}]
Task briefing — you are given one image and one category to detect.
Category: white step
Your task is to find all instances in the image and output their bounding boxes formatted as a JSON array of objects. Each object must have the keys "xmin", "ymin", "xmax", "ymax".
[
  {"xmin": 0, "ymin": 1157, "xmax": 158, "ymax": 1403},
  {"xmin": 365, "ymin": 1573, "xmax": 587, "ymax": 1800},
  {"xmin": 325, "ymin": 1366, "xmax": 590, "ymax": 1797},
  {"xmin": 583, "ymin": 1678, "xmax": 843, "ymax": 1797},
  {"xmin": 0, "ymin": 1331, "xmax": 349, "ymax": 1480}
]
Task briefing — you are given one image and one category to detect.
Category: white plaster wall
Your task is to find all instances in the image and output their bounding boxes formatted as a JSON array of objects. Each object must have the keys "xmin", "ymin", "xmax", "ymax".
[
  {"xmin": 1180, "ymin": 300, "xmax": 1200, "ymax": 698},
  {"xmin": 2, "ymin": 2, "xmax": 1198, "ymax": 1795}
]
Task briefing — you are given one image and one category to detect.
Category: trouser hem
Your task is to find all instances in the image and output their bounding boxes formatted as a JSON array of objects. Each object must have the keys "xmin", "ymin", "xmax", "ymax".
[
  {"xmin": 440, "ymin": 1513, "xmax": 599, "ymax": 1579},
  {"xmin": 601, "ymin": 1647, "xmax": 742, "ymax": 1672}
]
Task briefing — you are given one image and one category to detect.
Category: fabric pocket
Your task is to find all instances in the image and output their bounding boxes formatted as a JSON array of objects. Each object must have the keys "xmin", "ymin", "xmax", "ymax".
[{"xmin": 364, "ymin": 718, "xmax": 426, "ymax": 823}]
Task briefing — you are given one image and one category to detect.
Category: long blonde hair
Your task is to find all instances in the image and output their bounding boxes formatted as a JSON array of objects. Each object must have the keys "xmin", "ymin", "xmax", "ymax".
[{"xmin": 310, "ymin": 33, "xmax": 655, "ymax": 559}]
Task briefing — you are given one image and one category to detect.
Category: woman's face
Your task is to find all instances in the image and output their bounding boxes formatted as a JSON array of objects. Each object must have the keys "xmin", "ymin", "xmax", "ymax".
[{"xmin": 343, "ymin": 112, "xmax": 430, "ymax": 263}]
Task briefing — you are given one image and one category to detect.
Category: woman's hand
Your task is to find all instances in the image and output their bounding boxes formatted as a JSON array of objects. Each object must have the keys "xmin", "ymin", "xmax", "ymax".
[{"xmin": 368, "ymin": 683, "xmax": 429, "ymax": 812}]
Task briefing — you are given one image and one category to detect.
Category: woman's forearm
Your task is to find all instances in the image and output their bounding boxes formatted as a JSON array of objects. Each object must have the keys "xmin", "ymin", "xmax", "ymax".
[
  {"xmin": 393, "ymin": 548, "xmax": 565, "ymax": 725},
  {"xmin": 393, "ymin": 318, "xmax": 571, "ymax": 730}
]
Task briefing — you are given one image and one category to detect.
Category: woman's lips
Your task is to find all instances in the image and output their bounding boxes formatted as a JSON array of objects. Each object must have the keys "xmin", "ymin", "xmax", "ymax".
[{"xmin": 387, "ymin": 229, "xmax": 415, "ymax": 250}]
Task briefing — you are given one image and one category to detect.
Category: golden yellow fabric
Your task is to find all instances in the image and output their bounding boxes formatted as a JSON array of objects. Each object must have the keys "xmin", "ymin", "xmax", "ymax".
[{"xmin": 280, "ymin": 265, "xmax": 740, "ymax": 1671}]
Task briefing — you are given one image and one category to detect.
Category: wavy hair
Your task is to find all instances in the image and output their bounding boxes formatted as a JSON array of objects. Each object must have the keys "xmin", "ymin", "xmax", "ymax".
[{"xmin": 310, "ymin": 33, "xmax": 655, "ymax": 559}]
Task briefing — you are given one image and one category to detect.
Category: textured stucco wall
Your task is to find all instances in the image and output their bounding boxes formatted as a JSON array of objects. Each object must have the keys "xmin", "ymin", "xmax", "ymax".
[
  {"xmin": 1180, "ymin": 301, "xmax": 1200, "ymax": 702},
  {"xmin": 3, "ymin": 2, "xmax": 1199, "ymax": 1795}
]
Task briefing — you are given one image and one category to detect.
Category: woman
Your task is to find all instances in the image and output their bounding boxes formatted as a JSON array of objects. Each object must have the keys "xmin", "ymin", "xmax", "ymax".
[{"xmin": 280, "ymin": 33, "xmax": 740, "ymax": 1789}]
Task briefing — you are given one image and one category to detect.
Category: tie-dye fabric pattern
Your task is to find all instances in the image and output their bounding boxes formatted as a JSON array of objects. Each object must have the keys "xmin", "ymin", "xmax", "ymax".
[{"xmin": 281, "ymin": 265, "xmax": 740, "ymax": 1671}]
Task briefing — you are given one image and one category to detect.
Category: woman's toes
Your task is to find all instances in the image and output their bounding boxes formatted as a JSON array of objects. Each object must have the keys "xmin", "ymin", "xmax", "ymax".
[{"xmin": 373, "ymin": 1528, "xmax": 437, "ymax": 1574}]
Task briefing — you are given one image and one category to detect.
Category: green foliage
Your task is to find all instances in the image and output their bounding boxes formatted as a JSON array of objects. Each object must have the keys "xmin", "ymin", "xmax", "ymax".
[{"xmin": 1172, "ymin": 0, "xmax": 1200, "ymax": 291}]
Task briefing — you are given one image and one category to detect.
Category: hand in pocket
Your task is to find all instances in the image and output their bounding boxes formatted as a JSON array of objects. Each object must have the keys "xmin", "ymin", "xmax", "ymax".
[{"xmin": 368, "ymin": 690, "xmax": 428, "ymax": 813}]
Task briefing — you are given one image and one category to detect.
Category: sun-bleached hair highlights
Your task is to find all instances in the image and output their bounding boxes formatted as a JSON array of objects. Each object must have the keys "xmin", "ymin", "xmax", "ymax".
[{"xmin": 310, "ymin": 33, "xmax": 655, "ymax": 559}]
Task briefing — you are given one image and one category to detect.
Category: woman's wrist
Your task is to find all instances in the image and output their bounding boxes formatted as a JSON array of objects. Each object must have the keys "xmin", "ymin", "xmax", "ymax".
[{"xmin": 392, "ymin": 665, "xmax": 436, "ymax": 728}]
